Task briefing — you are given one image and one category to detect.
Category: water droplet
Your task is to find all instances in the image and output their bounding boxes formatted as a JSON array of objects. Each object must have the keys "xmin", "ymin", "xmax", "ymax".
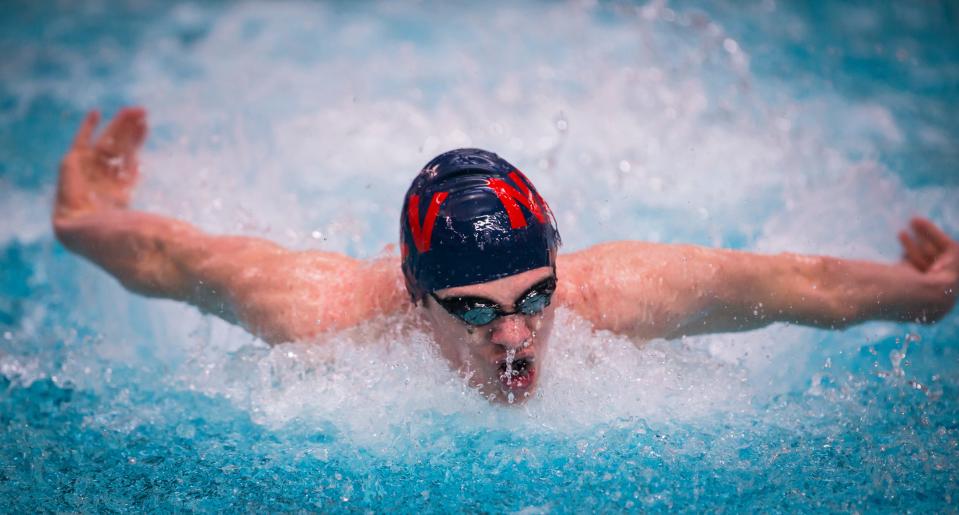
[
  {"xmin": 619, "ymin": 160, "xmax": 631, "ymax": 173},
  {"xmin": 175, "ymin": 422, "xmax": 196, "ymax": 439},
  {"xmin": 723, "ymin": 38, "xmax": 739, "ymax": 54}
]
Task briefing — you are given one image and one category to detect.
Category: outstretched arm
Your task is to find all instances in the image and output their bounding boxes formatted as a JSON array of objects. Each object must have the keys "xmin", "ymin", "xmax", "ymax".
[
  {"xmin": 559, "ymin": 220, "xmax": 958, "ymax": 340},
  {"xmin": 53, "ymin": 108, "xmax": 407, "ymax": 344}
]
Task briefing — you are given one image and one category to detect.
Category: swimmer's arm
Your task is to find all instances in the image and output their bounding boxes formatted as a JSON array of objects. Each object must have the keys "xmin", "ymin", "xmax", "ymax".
[
  {"xmin": 53, "ymin": 108, "xmax": 407, "ymax": 344},
  {"xmin": 679, "ymin": 246, "xmax": 955, "ymax": 337},
  {"xmin": 559, "ymin": 221, "xmax": 958, "ymax": 338},
  {"xmin": 55, "ymin": 211, "xmax": 405, "ymax": 343}
]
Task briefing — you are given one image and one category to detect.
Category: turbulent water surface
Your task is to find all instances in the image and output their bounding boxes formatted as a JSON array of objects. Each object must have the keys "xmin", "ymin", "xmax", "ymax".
[{"xmin": 1, "ymin": 0, "xmax": 958, "ymax": 511}]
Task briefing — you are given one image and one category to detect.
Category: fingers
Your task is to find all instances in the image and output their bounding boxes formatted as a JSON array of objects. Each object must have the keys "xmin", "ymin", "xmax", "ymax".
[
  {"xmin": 95, "ymin": 107, "xmax": 148, "ymax": 158},
  {"xmin": 899, "ymin": 231, "xmax": 930, "ymax": 271},
  {"xmin": 911, "ymin": 217, "xmax": 953, "ymax": 252},
  {"xmin": 71, "ymin": 110, "xmax": 100, "ymax": 148},
  {"xmin": 900, "ymin": 217, "xmax": 958, "ymax": 273}
]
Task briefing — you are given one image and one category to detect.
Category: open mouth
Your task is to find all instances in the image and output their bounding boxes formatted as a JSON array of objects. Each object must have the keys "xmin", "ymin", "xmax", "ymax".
[{"xmin": 498, "ymin": 356, "xmax": 536, "ymax": 390}]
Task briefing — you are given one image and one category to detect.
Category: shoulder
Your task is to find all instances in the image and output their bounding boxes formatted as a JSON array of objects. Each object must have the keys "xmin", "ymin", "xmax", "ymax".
[
  {"xmin": 554, "ymin": 242, "xmax": 665, "ymax": 333},
  {"xmin": 554, "ymin": 241, "xmax": 723, "ymax": 338},
  {"xmin": 556, "ymin": 241, "xmax": 693, "ymax": 284},
  {"xmin": 233, "ymin": 253, "xmax": 411, "ymax": 344}
]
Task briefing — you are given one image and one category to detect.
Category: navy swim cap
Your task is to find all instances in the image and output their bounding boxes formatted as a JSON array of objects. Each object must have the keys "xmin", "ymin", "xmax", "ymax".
[{"xmin": 400, "ymin": 148, "xmax": 561, "ymax": 300}]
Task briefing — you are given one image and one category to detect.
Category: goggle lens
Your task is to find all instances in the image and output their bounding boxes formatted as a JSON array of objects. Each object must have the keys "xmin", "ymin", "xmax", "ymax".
[
  {"xmin": 518, "ymin": 293, "xmax": 550, "ymax": 315},
  {"xmin": 431, "ymin": 277, "xmax": 556, "ymax": 327},
  {"xmin": 462, "ymin": 308, "xmax": 498, "ymax": 326}
]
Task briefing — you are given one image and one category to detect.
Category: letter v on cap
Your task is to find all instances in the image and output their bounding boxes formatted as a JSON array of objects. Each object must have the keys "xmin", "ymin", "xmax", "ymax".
[{"xmin": 407, "ymin": 192, "xmax": 448, "ymax": 253}]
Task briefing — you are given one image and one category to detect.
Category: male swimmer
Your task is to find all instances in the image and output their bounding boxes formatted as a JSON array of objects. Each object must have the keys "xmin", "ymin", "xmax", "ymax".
[{"xmin": 53, "ymin": 108, "xmax": 959, "ymax": 403}]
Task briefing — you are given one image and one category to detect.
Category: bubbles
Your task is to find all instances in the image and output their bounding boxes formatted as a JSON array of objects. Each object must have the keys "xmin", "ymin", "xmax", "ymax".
[
  {"xmin": 723, "ymin": 37, "xmax": 740, "ymax": 54},
  {"xmin": 2, "ymin": 0, "xmax": 959, "ymax": 510}
]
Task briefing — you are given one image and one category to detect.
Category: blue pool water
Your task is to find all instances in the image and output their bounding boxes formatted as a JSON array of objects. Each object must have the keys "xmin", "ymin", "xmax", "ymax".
[{"xmin": 1, "ymin": 0, "xmax": 958, "ymax": 511}]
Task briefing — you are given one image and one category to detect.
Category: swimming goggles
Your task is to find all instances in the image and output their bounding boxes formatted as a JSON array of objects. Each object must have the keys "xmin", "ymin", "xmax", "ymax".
[{"xmin": 429, "ymin": 276, "xmax": 557, "ymax": 326}]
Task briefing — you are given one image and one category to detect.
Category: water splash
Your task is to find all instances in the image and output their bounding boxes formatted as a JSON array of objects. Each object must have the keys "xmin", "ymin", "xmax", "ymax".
[{"xmin": 1, "ymin": 0, "xmax": 958, "ymax": 510}]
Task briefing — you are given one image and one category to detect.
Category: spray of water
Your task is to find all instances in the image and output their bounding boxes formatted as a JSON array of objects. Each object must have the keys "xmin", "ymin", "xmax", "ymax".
[{"xmin": 1, "ymin": 1, "xmax": 957, "ymax": 474}]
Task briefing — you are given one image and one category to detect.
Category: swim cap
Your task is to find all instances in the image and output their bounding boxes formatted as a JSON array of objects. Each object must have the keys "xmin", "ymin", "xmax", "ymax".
[{"xmin": 400, "ymin": 148, "xmax": 561, "ymax": 301}]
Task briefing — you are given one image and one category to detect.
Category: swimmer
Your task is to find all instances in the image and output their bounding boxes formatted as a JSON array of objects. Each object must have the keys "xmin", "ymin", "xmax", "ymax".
[{"xmin": 53, "ymin": 108, "xmax": 959, "ymax": 403}]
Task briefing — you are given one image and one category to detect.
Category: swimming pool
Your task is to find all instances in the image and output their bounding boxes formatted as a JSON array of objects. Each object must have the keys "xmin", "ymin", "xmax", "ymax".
[{"xmin": 2, "ymin": 0, "xmax": 958, "ymax": 511}]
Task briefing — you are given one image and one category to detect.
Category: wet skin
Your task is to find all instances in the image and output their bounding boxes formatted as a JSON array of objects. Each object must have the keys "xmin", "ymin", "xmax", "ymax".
[
  {"xmin": 424, "ymin": 267, "xmax": 555, "ymax": 403},
  {"xmin": 52, "ymin": 107, "xmax": 959, "ymax": 406}
]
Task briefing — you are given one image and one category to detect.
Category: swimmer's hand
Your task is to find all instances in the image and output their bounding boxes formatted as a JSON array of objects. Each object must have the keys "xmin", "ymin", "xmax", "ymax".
[
  {"xmin": 54, "ymin": 108, "xmax": 146, "ymax": 221},
  {"xmin": 898, "ymin": 217, "xmax": 959, "ymax": 319}
]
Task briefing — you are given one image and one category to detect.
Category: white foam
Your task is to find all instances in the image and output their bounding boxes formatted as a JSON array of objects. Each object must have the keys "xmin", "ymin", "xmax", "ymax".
[
  {"xmin": 142, "ymin": 307, "xmax": 754, "ymax": 457},
  {"xmin": 0, "ymin": 184, "xmax": 55, "ymax": 245},
  {"xmin": 5, "ymin": 1, "xmax": 957, "ymax": 449}
]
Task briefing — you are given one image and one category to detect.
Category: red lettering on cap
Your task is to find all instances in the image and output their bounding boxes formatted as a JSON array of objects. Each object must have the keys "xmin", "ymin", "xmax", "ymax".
[
  {"xmin": 487, "ymin": 171, "xmax": 546, "ymax": 229},
  {"xmin": 407, "ymin": 192, "xmax": 448, "ymax": 253}
]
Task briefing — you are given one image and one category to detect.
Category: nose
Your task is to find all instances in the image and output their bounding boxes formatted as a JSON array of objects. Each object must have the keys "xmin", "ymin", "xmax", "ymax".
[{"xmin": 489, "ymin": 314, "xmax": 533, "ymax": 349}]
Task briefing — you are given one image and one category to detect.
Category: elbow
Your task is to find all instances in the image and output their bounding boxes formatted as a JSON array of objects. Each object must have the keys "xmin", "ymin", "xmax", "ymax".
[
  {"xmin": 779, "ymin": 294, "xmax": 862, "ymax": 331},
  {"xmin": 116, "ymin": 270, "xmax": 165, "ymax": 298},
  {"xmin": 795, "ymin": 255, "xmax": 862, "ymax": 329},
  {"xmin": 812, "ymin": 294, "xmax": 862, "ymax": 330}
]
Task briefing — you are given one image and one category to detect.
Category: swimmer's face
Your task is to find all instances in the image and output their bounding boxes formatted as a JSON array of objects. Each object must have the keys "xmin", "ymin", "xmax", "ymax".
[{"xmin": 423, "ymin": 266, "xmax": 556, "ymax": 404}]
